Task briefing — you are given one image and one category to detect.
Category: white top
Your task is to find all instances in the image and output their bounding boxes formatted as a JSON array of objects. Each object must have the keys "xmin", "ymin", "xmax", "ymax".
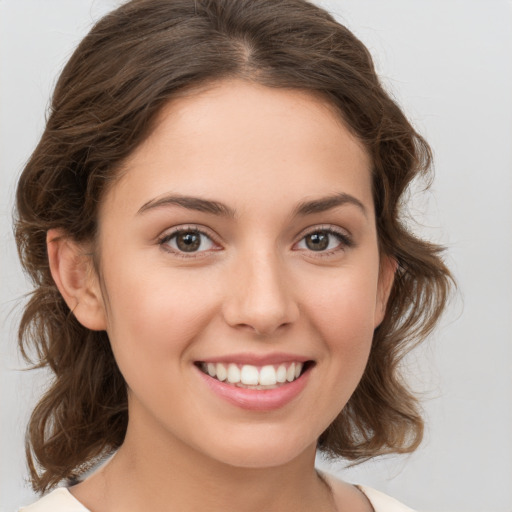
[
  {"xmin": 19, "ymin": 485, "xmax": 415, "ymax": 512},
  {"xmin": 358, "ymin": 485, "xmax": 415, "ymax": 512}
]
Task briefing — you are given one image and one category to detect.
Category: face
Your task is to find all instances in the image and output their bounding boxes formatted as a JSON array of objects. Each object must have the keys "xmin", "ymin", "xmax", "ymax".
[{"xmin": 91, "ymin": 79, "xmax": 393, "ymax": 468}]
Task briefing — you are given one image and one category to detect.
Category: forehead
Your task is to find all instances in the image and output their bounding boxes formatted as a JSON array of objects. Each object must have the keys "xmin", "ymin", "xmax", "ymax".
[{"xmin": 103, "ymin": 79, "xmax": 373, "ymax": 218}]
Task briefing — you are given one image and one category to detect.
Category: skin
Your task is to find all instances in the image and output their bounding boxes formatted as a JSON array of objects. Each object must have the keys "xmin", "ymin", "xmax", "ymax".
[{"xmin": 48, "ymin": 79, "xmax": 395, "ymax": 512}]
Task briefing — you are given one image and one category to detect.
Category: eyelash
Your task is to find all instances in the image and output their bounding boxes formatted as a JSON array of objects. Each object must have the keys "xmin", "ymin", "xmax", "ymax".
[
  {"xmin": 158, "ymin": 225, "xmax": 220, "ymax": 259},
  {"xmin": 157, "ymin": 225, "xmax": 353, "ymax": 258},
  {"xmin": 294, "ymin": 226, "xmax": 354, "ymax": 257}
]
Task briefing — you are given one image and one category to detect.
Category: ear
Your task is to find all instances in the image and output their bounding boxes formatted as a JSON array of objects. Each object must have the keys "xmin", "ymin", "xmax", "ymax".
[
  {"xmin": 47, "ymin": 229, "xmax": 107, "ymax": 331},
  {"xmin": 374, "ymin": 255, "xmax": 397, "ymax": 328}
]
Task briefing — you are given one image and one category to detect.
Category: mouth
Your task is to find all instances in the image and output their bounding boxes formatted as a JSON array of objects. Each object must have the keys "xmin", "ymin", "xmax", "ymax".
[{"xmin": 195, "ymin": 361, "xmax": 314, "ymax": 390}]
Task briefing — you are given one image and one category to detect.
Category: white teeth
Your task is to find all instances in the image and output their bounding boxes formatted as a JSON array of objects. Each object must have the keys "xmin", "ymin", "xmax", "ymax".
[
  {"xmin": 227, "ymin": 364, "xmax": 241, "ymax": 383},
  {"xmin": 240, "ymin": 365, "xmax": 259, "ymax": 385},
  {"xmin": 259, "ymin": 365, "xmax": 277, "ymax": 386},
  {"xmin": 276, "ymin": 364, "xmax": 287, "ymax": 383},
  {"xmin": 201, "ymin": 361, "xmax": 306, "ymax": 387},
  {"xmin": 216, "ymin": 363, "xmax": 227, "ymax": 382},
  {"xmin": 207, "ymin": 363, "xmax": 216, "ymax": 377},
  {"xmin": 286, "ymin": 363, "xmax": 296, "ymax": 382}
]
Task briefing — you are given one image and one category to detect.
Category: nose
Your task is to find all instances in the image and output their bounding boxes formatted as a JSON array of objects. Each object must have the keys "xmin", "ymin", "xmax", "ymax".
[{"xmin": 222, "ymin": 248, "xmax": 299, "ymax": 337}]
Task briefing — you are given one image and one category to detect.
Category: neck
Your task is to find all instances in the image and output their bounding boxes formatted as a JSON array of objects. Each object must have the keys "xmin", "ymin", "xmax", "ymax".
[{"xmin": 81, "ymin": 419, "xmax": 336, "ymax": 512}]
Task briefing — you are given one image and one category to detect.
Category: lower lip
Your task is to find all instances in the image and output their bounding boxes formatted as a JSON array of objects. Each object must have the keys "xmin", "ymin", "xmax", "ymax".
[{"xmin": 196, "ymin": 365, "xmax": 311, "ymax": 411}]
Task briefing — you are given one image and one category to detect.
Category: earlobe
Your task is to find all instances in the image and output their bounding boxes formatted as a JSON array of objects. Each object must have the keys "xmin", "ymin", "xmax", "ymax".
[
  {"xmin": 47, "ymin": 229, "xmax": 107, "ymax": 331},
  {"xmin": 374, "ymin": 255, "xmax": 397, "ymax": 328}
]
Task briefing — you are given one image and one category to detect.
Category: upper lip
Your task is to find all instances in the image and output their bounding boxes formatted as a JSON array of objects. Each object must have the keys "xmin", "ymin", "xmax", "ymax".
[{"xmin": 196, "ymin": 352, "xmax": 312, "ymax": 366}]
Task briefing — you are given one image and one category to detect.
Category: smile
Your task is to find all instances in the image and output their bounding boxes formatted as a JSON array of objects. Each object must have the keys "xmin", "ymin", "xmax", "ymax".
[
  {"xmin": 195, "ymin": 358, "xmax": 314, "ymax": 411},
  {"xmin": 198, "ymin": 362, "xmax": 305, "ymax": 389}
]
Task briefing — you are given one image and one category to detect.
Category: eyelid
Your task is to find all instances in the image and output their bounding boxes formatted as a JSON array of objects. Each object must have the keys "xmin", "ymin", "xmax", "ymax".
[
  {"xmin": 293, "ymin": 224, "xmax": 354, "ymax": 254},
  {"xmin": 156, "ymin": 223, "xmax": 353, "ymax": 258},
  {"xmin": 157, "ymin": 224, "xmax": 223, "ymax": 257}
]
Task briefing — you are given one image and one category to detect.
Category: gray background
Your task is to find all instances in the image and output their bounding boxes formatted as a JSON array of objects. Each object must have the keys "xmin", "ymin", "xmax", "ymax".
[{"xmin": 1, "ymin": 1, "xmax": 511, "ymax": 511}]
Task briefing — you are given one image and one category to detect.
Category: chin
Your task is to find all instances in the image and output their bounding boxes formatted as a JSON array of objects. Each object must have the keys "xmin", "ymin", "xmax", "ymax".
[{"xmin": 195, "ymin": 429, "xmax": 317, "ymax": 469}]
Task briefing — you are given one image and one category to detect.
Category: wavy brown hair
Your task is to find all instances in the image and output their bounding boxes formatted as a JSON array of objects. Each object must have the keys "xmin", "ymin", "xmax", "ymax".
[{"xmin": 15, "ymin": 0, "xmax": 452, "ymax": 493}]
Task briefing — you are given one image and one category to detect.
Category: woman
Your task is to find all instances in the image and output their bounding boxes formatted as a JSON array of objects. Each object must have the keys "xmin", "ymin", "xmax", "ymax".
[{"xmin": 14, "ymin": 0, "xmax": 452, "ymax": 510}]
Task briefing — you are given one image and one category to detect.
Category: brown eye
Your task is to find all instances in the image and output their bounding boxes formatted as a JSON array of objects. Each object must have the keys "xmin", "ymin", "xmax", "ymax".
[
  {"xmin": 162, "ymin": 229, "xmax": 215, "ymax": 253},
  {"xmin": 296, "ymin": 228, "xmax": 350, "ymax": 253},
  {"xmin": 176, "ymin": 232, "xmax": 201, "ymax": 252},
  {"xmin": 304, "ymin": 231, "xmax": 330, "ymax": 251}
]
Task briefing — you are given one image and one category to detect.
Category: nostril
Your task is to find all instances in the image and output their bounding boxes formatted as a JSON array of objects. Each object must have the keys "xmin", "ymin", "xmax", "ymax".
[{"xmin": 221, "ymin": 271, "xmax": 300, "ymax": 336}]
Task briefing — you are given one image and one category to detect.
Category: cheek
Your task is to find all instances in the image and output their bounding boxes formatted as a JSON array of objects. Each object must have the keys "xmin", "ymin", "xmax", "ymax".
[
  {"xmin": 101, "ymin": 267, "xmax": 223, "ymax": 425},
  {"xmin": 301, "ymin": 266, "xmax": 379, "ymax": 372},
  {"xmin": 102, "ymin": 264, "xmax": 220, "ymax": 368},
  {"xmin": 307, "ymin": 269, "xmax": 378, "ymax": 335},
  {"xmin": 293, "ymin": 270, "xmax": 379, "ymax": 434}
]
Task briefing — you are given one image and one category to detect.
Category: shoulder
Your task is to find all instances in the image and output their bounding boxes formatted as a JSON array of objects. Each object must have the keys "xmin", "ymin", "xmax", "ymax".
[
  {"xmin": 322, "ymin": 472, "xmax": 415, "ymax": 512},
  {"xmin": 357, "ymin": 485, "xmax": 416, "ymax": 512},
  {"xmin": 18, "ymin": 488, "xmax": 90, "ymax": 512}
]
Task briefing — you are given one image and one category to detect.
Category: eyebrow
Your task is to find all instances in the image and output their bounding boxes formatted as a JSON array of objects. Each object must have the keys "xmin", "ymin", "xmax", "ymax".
[
  {"xmin": 137, "ymin": 192, "xmax": 367, "ymax": 218},
  {"xmin": 137, "ymin": 194, "xmax": 237, "ymax": 217},
  {"xmin": 293, "ymin": 192, "xmax": 367, "ymax": 218}
]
